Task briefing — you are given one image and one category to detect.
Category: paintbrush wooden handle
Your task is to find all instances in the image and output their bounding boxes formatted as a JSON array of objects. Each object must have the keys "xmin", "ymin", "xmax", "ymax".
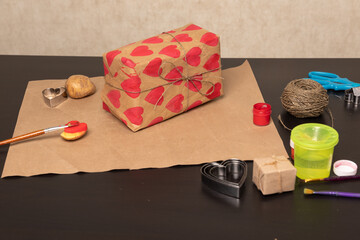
[{"xmin": 0, "ymin": 130, "xmax": 45, "ymax": 145}]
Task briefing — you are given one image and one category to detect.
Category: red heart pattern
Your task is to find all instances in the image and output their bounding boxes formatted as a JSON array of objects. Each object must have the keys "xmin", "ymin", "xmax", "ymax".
[
  {"xmin": 187, "ymin": 100, "xmax": 202, "ymax": 111},
  {"xmin": 183, "ymin": 24, "xmax": 202, "ymax": 31},
  {"xmin": 203, "ymin": 53, "xmax": 220, "ymax": 71},
  {"xmin": 159, "ymin": 45, "xmax": 180, "ymax": 58},
  {"xmin": 143, "ymin": 58, "xmax": 163, "ymax": 77},
  {"xmin": 145, "ymin": 86, "xmax": 164, "ymax": 105},
  {"xmin": 131, "ymin": 45, "xmax": 153, "ymax": 56},
  {"xmin": 165, "ymin": 66, "xmax": 183, "ymax": 85},
  {"xmin": 107, "ymin": 90, "xmax": 121, "ymax": 108},
  {"xmin": 185, "ymin": 75, "xmax": 202, "ymax": 92},
  {"xmin": 142, "ymin": 36, "xmax": 163, "ymax": 44},
  {"xmin": 124, "ymin": 107, "xmax": 144, "ymax": 125},
  {"xmin": 102, "ymin": 102, "xmax": 111, "ymax": 113},
  {"xmin": 121, "ymin": 118, "xmax": 128, "ymax": 126},
  {"xmin": 171, "ymin": 34, "xmax": 192, "ymax": 42},
  {"xmin": 205, "ymin": 82, "xmax": 222, "ymax": 99},
  {"xmin": 121, "ymin": 57, "xmax": 136, "ymax": 68},
  {"xmin": 200, "ymin": 32, "xmax": 219, "ymax": 46},
  {"xmin": 106, "ymin": 50, "xmax": 121, "ymax": 67},
  {"xmin": 184, "ymin": 47, "xmax": 202, "ymax": 66},
  {"xmin": 185, "ymin": 81, "xmax": 202, "ymax": 92},
  {"xmin": 121, "ymin": 75, "xmax": 141, "ymax": 98},
  {"xmin": 103, "ymin": 24, "xmax": 221, "ymax": 131},
  {"xmin": 147, "ymin": 117, "xmax": 163, "ymax": 127},
  {"xmin": 166, "ymin": 94, "xmax": 184, "ymax": 113}
]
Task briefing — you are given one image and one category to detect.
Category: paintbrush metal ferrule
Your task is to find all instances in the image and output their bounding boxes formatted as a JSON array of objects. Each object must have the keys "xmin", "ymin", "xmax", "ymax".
[
  {"xmin": 43, "ymin": 121, "xmax": 79, "ymax": 134},
  {"xmin": 43, "ymin": 125, "xmax": 69, "ymax": 133}
]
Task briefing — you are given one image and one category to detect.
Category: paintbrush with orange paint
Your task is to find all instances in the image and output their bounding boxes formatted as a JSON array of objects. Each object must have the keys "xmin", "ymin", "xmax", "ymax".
[{"xmin": 0, "ymin": 121, "xmax": 82, "ymax": 145}]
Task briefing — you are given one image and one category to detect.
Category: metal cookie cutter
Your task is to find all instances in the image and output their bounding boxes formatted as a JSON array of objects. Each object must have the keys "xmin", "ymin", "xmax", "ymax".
[
  {"xmin": 345, "ymin": 87, "xmax": 360, "ymax": 105},
  {"xmin": 201, "ymin": 159, "xmax": 247, "ymax": 198},
  {"xmin": 42, "ymin": 87, "xmax": 67, "ymax": 108}
]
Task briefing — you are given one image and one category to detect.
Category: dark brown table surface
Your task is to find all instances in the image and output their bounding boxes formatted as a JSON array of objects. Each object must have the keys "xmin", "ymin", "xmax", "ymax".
[{"xmin": 0, "ymin": 56, "xmax": 359, "ymax": 239}]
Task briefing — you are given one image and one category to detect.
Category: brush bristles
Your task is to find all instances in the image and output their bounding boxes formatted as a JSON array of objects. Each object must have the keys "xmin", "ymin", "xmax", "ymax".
[
  {"xmin": 304, "ymin": 188, "xmax": 314, "ymax": 194},
  {"xmin": 304, "ymin": 178, "xmax": 322, "ymax": 183}
]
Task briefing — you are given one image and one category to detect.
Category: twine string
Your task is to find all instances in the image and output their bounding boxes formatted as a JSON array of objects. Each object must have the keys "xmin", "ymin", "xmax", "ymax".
[
  {"xmin": 280, "ymin": 79, "xmax": 329, "ymax": 118},
  {"xmin": 279, "ymin": 78, "xmax": 334, "ymax": 130},
  {"xmin": 277, "ymin": 107, "xmax": 334, "ymax": 131}
]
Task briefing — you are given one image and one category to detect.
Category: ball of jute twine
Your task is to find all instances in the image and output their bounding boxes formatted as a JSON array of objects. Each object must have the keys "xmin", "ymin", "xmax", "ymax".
[{"xmin": 280, "ymin": 79, "xmax": 329, "ymax": 118}]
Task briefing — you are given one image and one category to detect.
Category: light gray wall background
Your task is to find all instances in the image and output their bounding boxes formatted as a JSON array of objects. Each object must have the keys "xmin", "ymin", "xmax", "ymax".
[{"xmin": 0, "ymin": 0, "xmax": 359, "ymax": 58}]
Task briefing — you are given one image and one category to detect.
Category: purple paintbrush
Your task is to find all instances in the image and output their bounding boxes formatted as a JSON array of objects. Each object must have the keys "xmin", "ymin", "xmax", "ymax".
[
  {"xmin": 303, "ymin": 175, "xmax": 360, "ymax": 183},
  {"xmin": 304, "ymin": 188, "xmax": 360, "ymax": 198}
]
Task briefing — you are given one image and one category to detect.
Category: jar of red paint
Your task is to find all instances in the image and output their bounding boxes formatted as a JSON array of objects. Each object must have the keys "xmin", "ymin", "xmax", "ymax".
[{"xmin": 253, "ymin": 103, "xmax": 272, "ymax": 126}]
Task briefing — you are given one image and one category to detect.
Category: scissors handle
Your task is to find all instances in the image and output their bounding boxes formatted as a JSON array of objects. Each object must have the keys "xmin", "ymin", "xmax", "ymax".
[
  {"xmin": 325, "ymin": 84, "xmax": 358, "ymax": 91},
  {"xmin": 309, "ymin": 71, "xmax": 358, "ymax": 85},
  {"xmin": 308, "ymin": 71, "xmax": 360, "ymax": 91},
  {"xmin": 309, "ymin": 71, "xmax": 340, "ymax": 80}
]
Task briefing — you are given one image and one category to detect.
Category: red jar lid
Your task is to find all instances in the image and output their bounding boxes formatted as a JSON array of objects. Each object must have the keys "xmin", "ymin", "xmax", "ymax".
[
  {"xmin": 253, "ymin": 103, "xmax": 271, "ymax": 115},
  {"xmin": 253, "ymin": 103, "xmax": 271, "ymax": 126}
]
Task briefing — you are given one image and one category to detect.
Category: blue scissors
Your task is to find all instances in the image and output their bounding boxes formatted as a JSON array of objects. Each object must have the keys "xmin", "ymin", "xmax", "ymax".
[{"xmin": 308, "ymin": 71, "xmax": 360, "ymax": 91}]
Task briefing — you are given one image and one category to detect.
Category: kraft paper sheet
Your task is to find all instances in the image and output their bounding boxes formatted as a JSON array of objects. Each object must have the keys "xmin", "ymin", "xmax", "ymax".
[{"xmin": 2, "ymin": 61, "xmax": 287, "ymax": 178}]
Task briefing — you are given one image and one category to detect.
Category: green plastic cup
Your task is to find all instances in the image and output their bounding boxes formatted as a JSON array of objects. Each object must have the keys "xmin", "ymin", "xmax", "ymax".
[{"xmin": 291, "ymin": 123, "xmax": 339, "ymax": 179}]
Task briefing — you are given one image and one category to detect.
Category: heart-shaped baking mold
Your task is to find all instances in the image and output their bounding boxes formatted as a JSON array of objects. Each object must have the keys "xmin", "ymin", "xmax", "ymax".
[
  {"xmin": 42, "ymin": 87, "xmax": 67, "ymax": 108},
  {"xmin": 201, "ymin": 159, "xmax": 247, "ymax": 198}
]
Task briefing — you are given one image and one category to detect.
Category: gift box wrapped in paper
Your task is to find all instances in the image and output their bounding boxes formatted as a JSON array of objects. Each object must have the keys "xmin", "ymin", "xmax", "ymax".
[
  {"xmin": 252, "ymin": 156, "xmax": 297, "ymax": 195},
  {"xmin": 101, "ymin": 23, "xmax": 223, "ymax": 132}
]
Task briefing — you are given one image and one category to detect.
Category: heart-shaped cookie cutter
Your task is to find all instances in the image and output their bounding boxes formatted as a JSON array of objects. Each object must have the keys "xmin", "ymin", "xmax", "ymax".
[
  {"xmin": 201, "ymin": 159, "xmax": 247, "ymax": 198},
  {"xmin": 345, "ymin": 87, "xmax": 360, "ymax": 105},
  {"xmin": 42, "ymin": 87, "xmax": 67, "ymax": 108}
]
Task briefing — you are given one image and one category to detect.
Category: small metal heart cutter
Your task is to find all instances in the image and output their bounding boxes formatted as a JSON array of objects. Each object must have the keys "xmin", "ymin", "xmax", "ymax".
[
  {"xmin": 42, "ymin": 87, "xmax": 67, "ymax": 108},
  {"xmin": 345, "ymin": 87, "xmax": 360, "ymax": 105}
]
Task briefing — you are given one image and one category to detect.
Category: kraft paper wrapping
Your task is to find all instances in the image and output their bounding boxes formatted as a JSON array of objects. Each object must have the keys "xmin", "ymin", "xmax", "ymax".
[
  {"xmin": 102, "ymin": 23, "xmax": 222, "ymax": 132},
  {"xmin": 252, "ymin": 156, "xmax": 296, "ymax": 195},
  {"xmin": 1, "ymin": 61, "xmax": 287, "ymax": 178}
]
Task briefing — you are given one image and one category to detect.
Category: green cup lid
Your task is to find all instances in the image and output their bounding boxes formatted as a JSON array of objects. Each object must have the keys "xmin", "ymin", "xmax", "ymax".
[{"xmin": 291, "ymin": 123, "xmax": 339, "ymax": 149}]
